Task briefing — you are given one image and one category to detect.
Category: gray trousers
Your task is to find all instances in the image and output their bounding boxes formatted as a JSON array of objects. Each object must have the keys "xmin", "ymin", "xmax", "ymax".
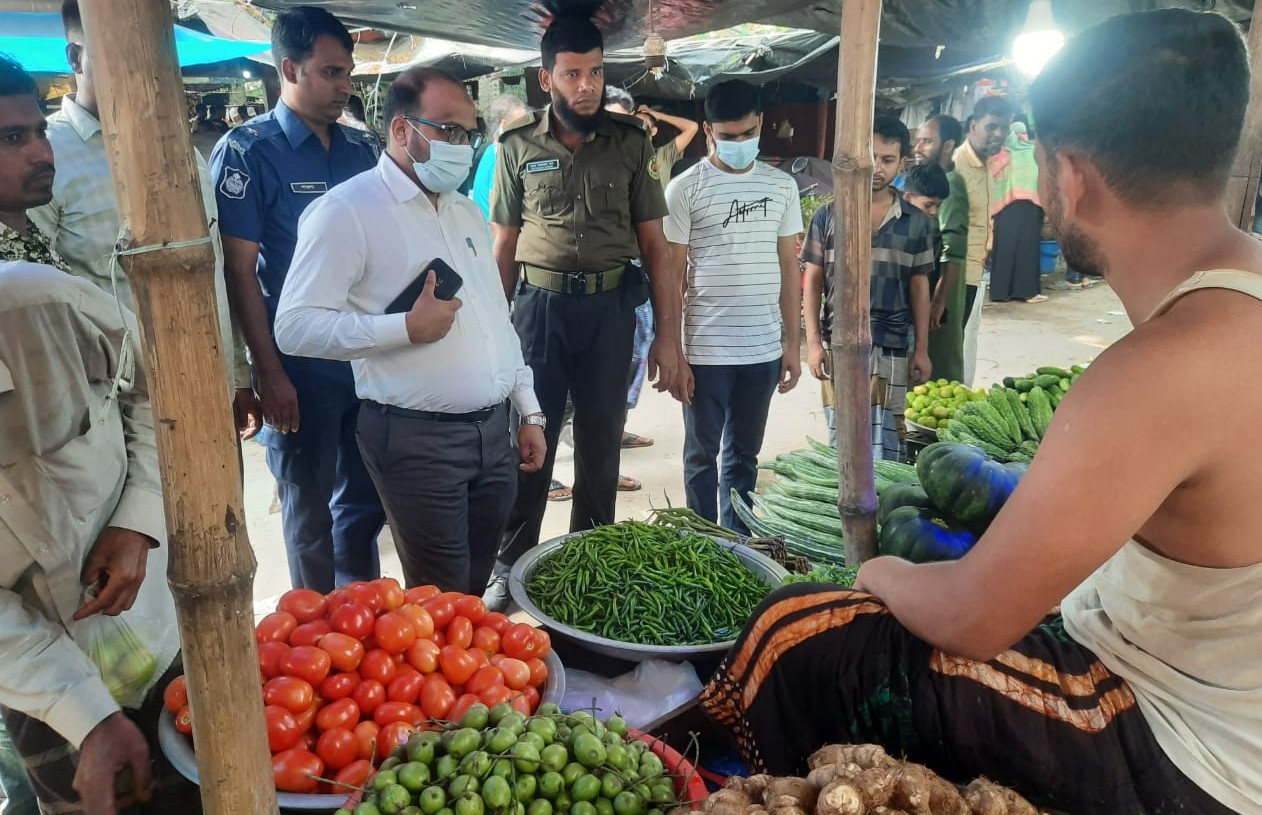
[{"xmin": 356, "ymin": 401, "xmax": 517, "ymax": 594}]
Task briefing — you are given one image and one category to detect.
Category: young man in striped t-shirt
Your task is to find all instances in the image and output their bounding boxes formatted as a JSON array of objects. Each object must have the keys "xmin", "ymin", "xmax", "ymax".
[{"xmin": 664, "ymin": 80, "xmax": 804, "ymax": 534}]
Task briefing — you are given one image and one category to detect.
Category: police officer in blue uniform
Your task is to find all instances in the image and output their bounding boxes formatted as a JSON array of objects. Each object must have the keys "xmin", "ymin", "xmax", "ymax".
[{"xmin": 211, "ymin": 6, "xmax": 386, "ymax": 592}]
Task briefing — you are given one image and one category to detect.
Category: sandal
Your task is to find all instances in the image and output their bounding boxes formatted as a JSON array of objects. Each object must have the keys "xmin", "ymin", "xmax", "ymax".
[
  {"xmin": 1025, "ymin": 295, "xmax": 1049, "ymax": 304},
  {"xmin": 547, "ymin": 480, "xmax": 573, "ymax": 502},
  {"xmin": 621, "ymin": 431, "xmax": 654, "ymax": 449},
  {"xmin": 617, "ymin": 475, "xmax": 642, "ymax": 492}
]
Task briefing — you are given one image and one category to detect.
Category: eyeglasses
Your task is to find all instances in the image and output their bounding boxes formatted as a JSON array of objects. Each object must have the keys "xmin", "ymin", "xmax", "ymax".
[{"xmin": 404, "ymin": 116, "xmax": 485, "ymax": 150}]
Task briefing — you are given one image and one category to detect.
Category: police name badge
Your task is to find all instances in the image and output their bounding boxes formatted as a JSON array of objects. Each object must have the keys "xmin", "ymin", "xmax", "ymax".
[
  {"xmin": 525, "ymin": 159, "xmax": 561, "ymax": 174},
  {"xmin": 219, "ymin": 168, "xmax": 250, "ymax": 200},
  {"xmin": 291, "ymin": 182, "xmax": 329, "ymax": 194}
]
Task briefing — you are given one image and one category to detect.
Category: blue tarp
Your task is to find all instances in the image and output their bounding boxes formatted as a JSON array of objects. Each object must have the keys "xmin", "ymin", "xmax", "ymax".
[{"xmin": 0, "ymin": 12, "xmax": 270, "ymax": 73}]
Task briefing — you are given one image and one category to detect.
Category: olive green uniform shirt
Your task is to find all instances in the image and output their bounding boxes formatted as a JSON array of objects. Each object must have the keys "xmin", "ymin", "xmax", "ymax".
[{"xmin": 491, "ymin": 108, "xmax": 668, "ymax": 272}]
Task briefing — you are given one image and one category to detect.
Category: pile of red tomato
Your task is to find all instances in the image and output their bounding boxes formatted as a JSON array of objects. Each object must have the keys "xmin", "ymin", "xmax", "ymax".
[{"xmin": 162, "ymin": 578, "xmax": 553, "ymax": 795}]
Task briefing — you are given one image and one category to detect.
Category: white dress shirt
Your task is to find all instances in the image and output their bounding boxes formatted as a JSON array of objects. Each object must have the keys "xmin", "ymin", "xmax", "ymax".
[
  {"xmin": 275, "ymin": 155, "xmax": 540, "ymax": 416},
  {"xmin": 28, "ymin": 95, "xmax": 250, "ymax": 392},
  {"xmin": 0, "ymin": 261, "xmax": 177, "ymax": 747}
]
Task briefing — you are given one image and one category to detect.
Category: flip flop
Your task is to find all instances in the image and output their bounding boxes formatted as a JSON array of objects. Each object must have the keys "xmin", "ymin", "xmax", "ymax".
[
  {"xmin": 621, "ymin": 432, "xmax": 654, "ymax": 449},
  {"xmin": 1025, "ymin": 295, "xmax": 1050, "ymax": 304},
  {"xmin": 547, "ymin": 480, "xmax": 573, "ymax": 502},
  {"xmin": 617, "ymin": 475, "xmax": 642, "ymax": 492}
]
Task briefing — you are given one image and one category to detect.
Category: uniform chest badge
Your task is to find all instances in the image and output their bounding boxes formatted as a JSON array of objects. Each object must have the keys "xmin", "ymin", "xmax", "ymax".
[
  {"xmin": 648, "ymin": 156, "xmax": 661, "ymax": 181},
  {"xmin": 219, "ymin": 168, "xmax": 250, "ymax": 200}
]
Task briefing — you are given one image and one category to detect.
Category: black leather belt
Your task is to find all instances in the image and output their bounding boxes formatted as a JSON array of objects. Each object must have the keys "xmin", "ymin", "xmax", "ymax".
[
  {"xmin": 366, "ymin": 400, "xmax": 502, "ymax": 423},
  {"xmin": 521, "ymin": 263, "xmax": 625, "ymax": 295}
]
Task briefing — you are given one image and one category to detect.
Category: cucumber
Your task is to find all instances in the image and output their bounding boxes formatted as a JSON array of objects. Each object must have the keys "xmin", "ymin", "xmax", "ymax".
[
  {"xmin": 1014, "ymin": 378, "xmax": 1035, "ymax": 392},
  {"xmin": 1032, "ymin": 374, "xmax": 1062, "ymax": 389},
  {"xmin": 873, "ymin": 460, "xmax": 918, "ymax": 484},
  {"xmin": 1004, "ymin": 388, "xmax": 1038, "ymax": 441},
  {"xmin": 774, "ymin": 479, "xmax": 839, "ymax": 504},
  {"xmin": 1036, "ymin": 366, "xmax": 1072, "ymax": 379},
  {"xmin": 1070, "ymin": 364, "xmax": 1086, "ymax": 375},
  {"xmin": 754, "ymin": 495, "xmax": 844, "ymax": 536},
  {"xmin": 1028, "ymin": 386, "xmax": 1053, "ymax": 438},
  {"xmin": 758, "ymin": 490, "xmax": 841, "ymax": 521},
  {"xmin": 1002, "ymin": 376, "xmax": 1018, "ymax": 389},
  {"xmin": 1059, "ymin": 378, "xmax": 1072, "ymax": 392},
  {"xmin": 734, "ymin": 492, "xmax": 845, "ymax": 563}
]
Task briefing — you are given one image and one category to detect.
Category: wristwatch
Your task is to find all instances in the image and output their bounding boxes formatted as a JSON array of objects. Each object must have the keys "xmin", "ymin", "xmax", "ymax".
[{"xmin": 521, "ymin": 413, "xmax": 547, "ymax": 430}]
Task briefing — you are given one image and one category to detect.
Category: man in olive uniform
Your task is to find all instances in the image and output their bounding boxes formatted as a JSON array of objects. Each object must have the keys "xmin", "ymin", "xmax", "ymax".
[{"xmin": 487, "ymin": 15, "xmax": 684, "ymax": 604}]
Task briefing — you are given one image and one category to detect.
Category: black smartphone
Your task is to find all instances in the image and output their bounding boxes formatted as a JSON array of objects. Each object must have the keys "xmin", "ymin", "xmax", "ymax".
[{"xmin": 385, "ymin": 258, "xmax": 464, "ymax": 314}]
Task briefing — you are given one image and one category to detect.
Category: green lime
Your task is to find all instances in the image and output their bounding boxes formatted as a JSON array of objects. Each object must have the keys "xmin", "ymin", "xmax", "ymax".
[
  {"xmin": 399, "ymin": 762, "xmax": 432, "ymax": 793},
  {"xmin": 454, "ymin": 792, "xmax": 485, "ymax": 815},
  {"xmin": 448, "ymin": 775, "xmax": 480, "ymax": 797},
  {"xmin": 419, "ymin": 787, "xmax": 447, "ymax": 815},
  {"xmin": 527, "ymin": 717, "xmax": 558, "ymax": 744},
  {"xmin": 528, "ymin": 800, "xmax": 554, "ymax": 815},
  {"xmin": 515, "ymin": 773, "xmax": 538, "ymax": 803},
  {"xmin": 460, "ymin": 704, "xmax": 491, "ymax": 731},
  {"xmin": 570, "ymin": 774, "xmax": 601, "ymax": 803},
  {"xmin": 600, "ymin": 773, "xmax": 623, "ymax": 799},
  {"xmin": 482, "ymin": 775, "xmax": 513, "ymax": 810},
  {"xmin": 540, "ymin": 743, "xmax": 569, "ymax": 773},
  {"xmin": 538, "ymin": 772, "xmax": 565, "ymax": 800},
  {"xmin": 572, "ymin": 734, "xmax": 606, "ymax": 769},
  {"xmin": 373, "ymin": 770, "xmax": 399, "ymax": 792},
  {"xmin": 612, "ymin": 793, "xmax": 643, "ymax": 815}
]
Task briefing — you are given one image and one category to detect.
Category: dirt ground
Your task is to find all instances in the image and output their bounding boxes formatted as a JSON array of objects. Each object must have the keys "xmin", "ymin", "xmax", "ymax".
[{"xmin": 247, "ymin": 280, "xmax": 1130, "ymax": 610}]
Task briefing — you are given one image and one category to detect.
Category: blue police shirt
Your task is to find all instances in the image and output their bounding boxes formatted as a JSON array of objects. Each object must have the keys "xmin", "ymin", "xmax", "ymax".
[{"xmin": 210, "ymin": 100, "xmax": 379, "ymax": 384}]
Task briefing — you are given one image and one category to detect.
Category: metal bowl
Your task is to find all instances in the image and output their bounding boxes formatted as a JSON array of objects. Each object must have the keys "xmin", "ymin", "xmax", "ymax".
[
  {"xmin": 508, "ymin": 531, "xmax": 788, "ymax": 663},
  {"xmin": 158, "ymin": 649, "xmax": 567, "ymax": 812}
]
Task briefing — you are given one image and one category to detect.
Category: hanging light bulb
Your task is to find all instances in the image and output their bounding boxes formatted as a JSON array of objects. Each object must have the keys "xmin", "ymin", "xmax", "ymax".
[
  {"xmin": 1013, "ymin": 0, "xmax": 1064, "ymax": 78},
  {"xmin": 644, "ymin": 0, "xmax": 667, "ymax": 76}
]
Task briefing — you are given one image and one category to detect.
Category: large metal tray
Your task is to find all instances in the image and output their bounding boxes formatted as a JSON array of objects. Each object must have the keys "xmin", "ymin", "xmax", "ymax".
[{"xmin": 508, "ymin": 530, "xmax": 787, "ymax": 663}]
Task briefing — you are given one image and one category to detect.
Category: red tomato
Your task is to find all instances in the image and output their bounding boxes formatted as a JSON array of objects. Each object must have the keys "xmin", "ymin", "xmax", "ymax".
[
  {"xmin": 419, "ymin": 675, "xmax": 456, "ymax": 719},
  {"xmin": 258, "ymin": 641, "xmax": 291, "ymax": 680},
  {"xmin": 397, "ymin": 604, "xmax": 436, "ymax": 640},
  {"xmin": 352, "ymin": 721, "xmax": 379, "ymax": 762},
  {"xmin": 394, "ymin": 662, "xmax": 419, "ymax": 679},
  {"xmin": 501, "ymin": 623, "xmax": 541, "ymax": 661},
  {"xmin": 522, "ymin": 684, "xmax": 541, "ymax": 713},
  {"xmin": 446, "ymin": 616, "xmax": 474, "ymax": 650},
  {"xmin": 293, "ymin": 702, "xmax": 319, "ymax": 734},
  {"xmin": 373, "ymin": 701, "xmax": 423, "ymax": 727},
  {"xmin": 431, "ymin": 630, "xmax": 447, "ymax": 648},
  {"xmin": 289, "ymin": 620, "xmax": 333, "ymax": 648},
  {"xmin": 328, "ymin": 602, "xmax": 375, "ymax": 640},
  {"xmin": 377, "ymin": 722, "xmax": 415, "ymax": 762},
  {"xmin": 421, "ymin": 595, "xmax": 456, "ymax": 629},
  {"xmin": 264, "ymin": 676, "xmax": 315, "ymax": 714},
  {"xmin": 468, "ymin": 649, "xmax": 490, "ymax": 670},
  {"xmin": 499, "ymin": 658, "xmax": 531, "ymax": 691},
  {"xmin": 360, "ymin": 649, "xmax": 399, "ymax": 685},
  {"xmin": 316, "ymin": 727, "xmax": 358, "ymax": 771},
  {"xmin": 387, "ymin": 672, "xmax": 424, "ymax": 705},
  {"xmin": 447, "ymin": 693, "xmax": 482, "ymax": 725},
  {"xmin": 265, "ymin": 705, "xmax": 303, "ymax": 753},
  {"xmin": 319, "ymin": 671, "xmax": 361, "ymax": 702},
  {"xmin": 375, "ymin": 612, "xmax": 418, "ymax": 655},
  {"xmin": 163, "ymin": 675, "xmax": 188, "ymax": 713},
  {"xmin": 478, "ymin": 684, "xmax": 514, "ymax": 707},
  {"xmin": 488, "ymin": 653, "xmax": 507, "ymax": 668},
  {"xmin": 278, "ymin": 589, "xmax": 328, "ymax": 624},
  {"xmin": 257, "ymin": 611, "xmax": 298, "ymax": 644},
  {"xmin": 324, "ymin": 588, "xmax": 351, "ymax": 615},
  {"xmin": 405, "ymin": 639, "xmax": 441, "ymax": 674},
  {"xmin": 317, "ymin": 632, "xmax": 365, "ymax": 673},
  {"xmin": 532, "ymin": 628, "xmax": 552, "ymax": 659},
  {"xmin": 315, "ymin": 697, "xmax": 361, "ymax": 732},
  {"xmin": 481, "ymin": 612, "xmax": 511, "ymax": 634},
  {"xmin": 280, "ymin": 645, "xmax": 332, "ymax": 686},
  {"xmin": 453, "ymin": 595, "xmax": 488, "ymax": 625},
  {"xmin": 351, "ymin": 679, "xmax": 386, "ymax": 715},
  {"xmin": 272, "ymin": 748, "xmax": 323, "ymax": 793},
  {"xmin": 372, "ymin": 577, "xmax": 406, "ymax": 611},
  {"xmin": 174, "ymin": 705, "xmax": 194, "ymax": 735},
  {"xmin": 509, "ymin": 692, "xmax": 532, "ymax": 715},
  {"xmin": 345, "ymin": 583, "xmax": 385, "ymax": 615},
  {"xmin": 465, "ymin": 666, "xmax": 505, "ymax": 696},
  {"xmin": 471, "ymin": 626, "xmax": 501, "ymax": 657},
  {"xmin": 438, "ymin": 646, "xmax": 479, "ymax": 686},
  {"xmin": 404, "ymin": 585, "xmax": 441, "ymax": 605},
  {"xmin": 332, "ymin": 758, "xmax": 373, "ymax": 791},
  {"xmin": 526, "ymin": 657, "xmax": 549, "ymax": 688}
]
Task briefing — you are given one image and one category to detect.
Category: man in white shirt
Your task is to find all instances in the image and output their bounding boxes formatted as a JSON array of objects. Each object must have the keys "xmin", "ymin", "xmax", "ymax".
[
  {"xmin": 663, "ymin": 80, "xmax": 803, "ymax": 534},
  {"xmin": 275, "ymin": 66, "xmax": 546, "ymax": 595},
  {"xmin": 29, "ymin": 0, "xmax": 260, "ymax": 440}
]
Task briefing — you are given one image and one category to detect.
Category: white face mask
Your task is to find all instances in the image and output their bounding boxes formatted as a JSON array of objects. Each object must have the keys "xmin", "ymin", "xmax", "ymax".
[
  {"xmin": 714, "ymin": 136, "xmax": 760, "ymax": 170},
  {"xmin": 406, "ymin": 122, "xmax": 474, "ymax": 193}
]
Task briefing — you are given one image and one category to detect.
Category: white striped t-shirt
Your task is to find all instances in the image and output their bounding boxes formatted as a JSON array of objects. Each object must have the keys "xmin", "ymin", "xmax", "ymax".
[{"xmin": 663, "ymin": 159, "xmax": 803, "ymax": 366}]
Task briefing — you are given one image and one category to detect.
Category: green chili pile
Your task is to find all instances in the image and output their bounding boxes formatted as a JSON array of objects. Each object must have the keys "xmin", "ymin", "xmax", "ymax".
[{"xmin": 525, "ymin": 522, "xmax": 772, "ymax": 646}]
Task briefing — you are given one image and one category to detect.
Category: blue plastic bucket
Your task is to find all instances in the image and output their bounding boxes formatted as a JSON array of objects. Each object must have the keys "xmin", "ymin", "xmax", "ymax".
[{"xmin": 1039, "ymin": 241, "xmax": 1060, "ymax": 274}]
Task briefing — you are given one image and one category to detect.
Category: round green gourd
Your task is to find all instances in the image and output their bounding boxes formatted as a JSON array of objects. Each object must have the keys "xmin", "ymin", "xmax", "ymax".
[
  {"xmin": 876, "ymin": 482, "xmax": 935, "ymax": 527},
  {"xmin": 878, "ymin": 505, "xmax": 978, "ymax": 563},
  {"xmin": 914, "ymin": 441, "xmax": 1024, "ymax": 528}
]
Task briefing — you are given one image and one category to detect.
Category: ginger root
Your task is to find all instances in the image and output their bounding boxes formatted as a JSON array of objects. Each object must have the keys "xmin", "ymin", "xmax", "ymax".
[
  {"xmin": 702, "ymin": 788, "xmax": 754, "ymax": 815},
  {"xmin": 962, "ymin": 779, "xmax": 1038, "ymax": 815},
  {"xmin": 809, "ymin": 744, "xmax": 894, "ymax": 771},
  {"xmin": 763, "ymin": 777, "xmax": 819, "ymax": 812},
  {"xmin": 814, "ymin": 781, "xmax": 866, "ymax": 815},
  {"xmin": 728, "ymin": 774, "xmax": 772, "ymax": 801}
]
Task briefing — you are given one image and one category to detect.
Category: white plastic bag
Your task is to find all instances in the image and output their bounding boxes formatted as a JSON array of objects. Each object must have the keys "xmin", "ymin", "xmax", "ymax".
[{"xmin": 561, "ymin": 659, "xmax": 703, "ymax": 730}]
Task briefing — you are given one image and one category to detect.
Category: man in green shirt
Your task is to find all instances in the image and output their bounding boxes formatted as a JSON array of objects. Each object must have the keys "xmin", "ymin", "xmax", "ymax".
[{"xmin": 914, "ymin": 114, "xmax": 966, "ymax": 383}]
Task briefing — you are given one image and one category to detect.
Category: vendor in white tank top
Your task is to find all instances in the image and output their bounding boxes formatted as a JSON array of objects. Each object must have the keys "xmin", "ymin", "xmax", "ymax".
[{"xmin": 698, "ymin": 9, "xmax": 1262, "ymax": 814}]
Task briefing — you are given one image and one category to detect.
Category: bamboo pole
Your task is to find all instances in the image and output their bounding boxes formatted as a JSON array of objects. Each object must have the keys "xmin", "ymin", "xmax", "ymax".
[
  {"xmin": 77, "ymin": 2, "xmax": 279, "ymax": 813},
  {"xmin": 1227, "ymin": 0, "xmax": 1262, "ymax": 230},
  {"xmin": 830, "ymin": 0, "xmax": 883, "ymax": 563}
]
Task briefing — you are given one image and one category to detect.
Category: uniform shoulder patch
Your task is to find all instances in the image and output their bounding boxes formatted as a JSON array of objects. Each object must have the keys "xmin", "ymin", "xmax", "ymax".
[
  {"xmin": 219, "ymin": 166, "xmax": 251, "ymax": 199},
  {"xmin": 647, "ymin": 155, "xmax": 661, "ymax": 181}
]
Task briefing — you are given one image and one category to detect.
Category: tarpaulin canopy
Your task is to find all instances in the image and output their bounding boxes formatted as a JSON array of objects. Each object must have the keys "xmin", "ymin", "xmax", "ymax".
[{"xmin": 0, "ymin": 11, "xmax": 270, "ymax": 73}]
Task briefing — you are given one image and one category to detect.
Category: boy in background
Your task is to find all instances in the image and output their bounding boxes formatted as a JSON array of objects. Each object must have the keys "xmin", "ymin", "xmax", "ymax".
[{"xmin": 803, "ymin": 116, "xmax": 935, "ymax": 459}]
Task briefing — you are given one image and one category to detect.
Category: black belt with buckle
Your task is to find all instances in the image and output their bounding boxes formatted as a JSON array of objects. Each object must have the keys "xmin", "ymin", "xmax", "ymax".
[
  {"xmin": 367, "ymin": 400, "xmax": 502, "ymax": 423},
  {"xmin": 521, "ymin": 263, "xmax": 625, "ymax": 295}
]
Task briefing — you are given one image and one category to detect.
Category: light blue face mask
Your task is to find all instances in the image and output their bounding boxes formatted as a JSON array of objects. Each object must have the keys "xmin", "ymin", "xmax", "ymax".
[
  {"xmin": 406, "ymin": 122, "xmax": 474, "ymax": 193},
  {"xmin": 715, "ymin": 136, "xmax": 760, "ymax": 170}
]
